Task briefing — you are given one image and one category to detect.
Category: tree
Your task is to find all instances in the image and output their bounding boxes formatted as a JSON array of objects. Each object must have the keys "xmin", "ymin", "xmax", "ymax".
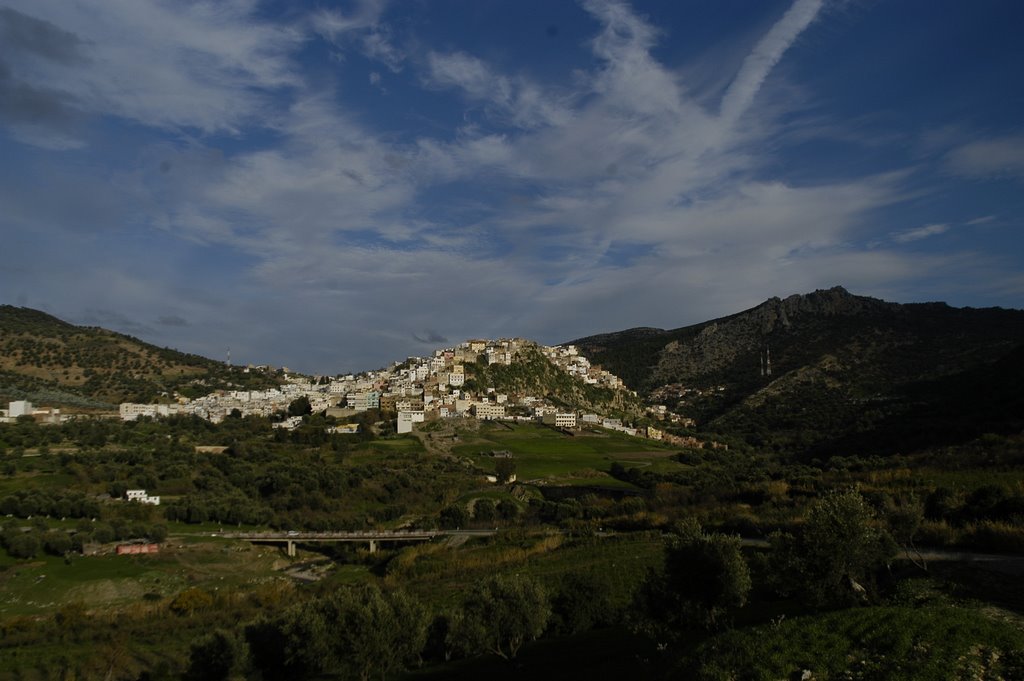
[
  {"xmin": 449, "ymin": 574, "xmax": 550, "ymax": 660},
  {"xmin": 440, "ymin": 504, "xmax": 470, "ymax": 529},
  {"xmin": 246, "ymin": 586, "xmax": 428, "ymax": 681},
  {"xmin": 549, "ymin": 571, "xmax": 614, "ymax": 636},
  {"xmin": 634, "ymin": 526, "xmax": 751, "ymax": 637},
  {"xmin": 91, "ymin": 522, "xmax": 115, "ymax": 544},
  {"xmin": 6, "ymin": 530, "xmax": 41, "ymax": 559},
  {"xmin": 169, "ymin": 587, "xmax": 215, "ymax": 617},
  {"xmin": 321, "ymin": 584, "xmax": 429, "ymax": 681},
  {"xmin": 663, "ymin": 530, "xmax": 750, "ymax": 628},
  {"xmin": 184, "ymin": 629, "xmax": 247, "ymax": 681},
  {"xmin": 287, "ymin": 396, "xmax": 312, "ymax": 417},
  {"xmin": 497, "ymin": 499, "xmax": 519, "ymax": 521},
  {"xmin": 148, "ymin": 523, "xmax": 168, "ymax": 543},
  {"xmin": 494, "ymin": 457, "xmax": 517, "ymax": 483},
  {"xmin": 473, "ymin": 498, "xmax": 496, "ymax": 523},
  {"xmin": 42, "ymin": 529, "xmax": 72, "ymax": 555},
  {"xmin": 244, "ymin": 616, "xmax": 306, "ymax": 681},
  {"xmin": 769, "ymin": 489, "xmax": 896, "ymax": 606}
]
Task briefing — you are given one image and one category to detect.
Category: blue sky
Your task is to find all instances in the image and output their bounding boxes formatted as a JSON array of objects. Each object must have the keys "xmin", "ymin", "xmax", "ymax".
[{"xmin": 1, "ymin": 0, "xmax": 1022, "ymax": 374}]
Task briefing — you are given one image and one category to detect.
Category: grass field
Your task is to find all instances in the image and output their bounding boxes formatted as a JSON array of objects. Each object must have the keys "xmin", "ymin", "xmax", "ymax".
[
  {"xmin": 0, "ymin": 471, "xmax": 78, "ymax": 495},
  {"xmin": 451, "ymin": 423, "xmax": 680, "ymax": 485},
  {"xmin": 0, "ymin": 540, "xmax": 288, "ymax": 617},
  {"xmin": 367, "ymin": 436, "xmax": 427, "ymax": 454}
]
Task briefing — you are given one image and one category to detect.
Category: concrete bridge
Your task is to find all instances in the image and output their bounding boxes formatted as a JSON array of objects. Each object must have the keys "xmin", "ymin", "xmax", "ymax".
[{"xmin": 221, "ymin": 529, "xmax": 495, "ymax": 557}]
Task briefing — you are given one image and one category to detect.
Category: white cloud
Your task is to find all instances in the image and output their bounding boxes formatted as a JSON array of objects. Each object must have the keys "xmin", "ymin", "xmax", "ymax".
[
  {"xmin": 311, "ymin": 0, "xmax": 404, "ymax": 72},
  {"xmin": 719, "ymin": 0, "xmax": 825, "ymax": 126},
  {"xmin": 424, "ymin": 51, "xmax": 570, "ymax": 129},
  {"xmin": 426, "ymin": 51, "xmax": 512, "ymax": 105},
  {"xmin": 2, "ymin": 0, "xmax": 302, "ymax": 135},
  {"xmin": 890, "ymin": 223, "xmax": 950, "ymax": 243},
  {"xmin": 946, "ymin": 135, "xmax": 1024, "ymax": 180}
]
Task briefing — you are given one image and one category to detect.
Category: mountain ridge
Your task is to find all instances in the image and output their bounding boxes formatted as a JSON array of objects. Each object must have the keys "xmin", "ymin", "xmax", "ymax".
[{"xmin": 567, "ymin": 286, "xmax": 1024, "ymax": 457}]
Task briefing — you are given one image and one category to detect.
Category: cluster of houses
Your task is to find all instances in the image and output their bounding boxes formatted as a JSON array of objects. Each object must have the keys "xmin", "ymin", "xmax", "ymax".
[
  {"xmin": 114, "ymin": 339, "xmax": 631, "ymax": 431},
  {"xmin": 329, "ymin": 338, "xmax": 636, "ymax": 435},
  {"xmin": 111, "ymin": 338, "xmax": 710, "ymax": 445},
  {"xmin": 118, "ymin": 381, "xmax": 336, "ymax": 423},
  {"xmin": 125, "ymin": 489, "xmax": 160, "ymax": 505}
]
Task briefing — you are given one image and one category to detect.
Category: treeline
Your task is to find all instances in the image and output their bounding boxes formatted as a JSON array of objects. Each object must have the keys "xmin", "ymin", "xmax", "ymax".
[
  {"xmin": 181, "ymin": 568, "xmax": 621, "ymax": 680},
  {"xmin": 0, "ymin": 518, "xmax": 167, "ymax": 559},
  {"xmin": 2, "ymin": 412, "xmax": 481, "ymax": 532},
  {"xmin": 0, "ymin": 489, "xmax": 100, "ymax": 520}
]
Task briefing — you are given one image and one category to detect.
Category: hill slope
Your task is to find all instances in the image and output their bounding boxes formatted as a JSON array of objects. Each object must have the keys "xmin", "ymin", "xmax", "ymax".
[
  {"xmin": 568, "ymin": 287, "xmax": 1024, "ymax": 457},
  {"xmin": 0, "ymin": 306, "xmax": 279, "ymax": 407},
  {"xmin": 465, "ymin": 342, "xmax": 643, "ymax": 417}
]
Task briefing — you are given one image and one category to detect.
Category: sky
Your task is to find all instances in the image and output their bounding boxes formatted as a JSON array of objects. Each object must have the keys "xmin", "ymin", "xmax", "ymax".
[{"xmin": 1, "ymin": 0, "xmax": 1023, "ymax": 374}]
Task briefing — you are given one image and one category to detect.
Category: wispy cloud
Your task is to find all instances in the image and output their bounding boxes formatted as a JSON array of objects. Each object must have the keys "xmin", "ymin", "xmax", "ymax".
[
  {"xmin": 966, "ymin": 215, "xmax": 996, "ymax": 226},
  {"xmin": 946, "ymin": 135, "xmax": 1024, "ymax": 180},
  {"xmin": 719, "ymin": 0, "xmax": 825, "ymax": 126},
  {"xmin": 890, "ymin": 223, "xmax": 949, "ymax": 243},
  {"xmin": 311, "ymin": 0, "xmax": 404, "ymax": 71},
  {"xmin": 0, "ymin": 0, "xmax": 302, "ymax": 139}
]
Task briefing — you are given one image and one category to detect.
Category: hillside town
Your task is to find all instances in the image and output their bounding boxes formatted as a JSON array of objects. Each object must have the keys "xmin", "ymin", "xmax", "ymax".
[{"xmin": 106, "ymin": 339, "xmax": 707, "ymax": 446}]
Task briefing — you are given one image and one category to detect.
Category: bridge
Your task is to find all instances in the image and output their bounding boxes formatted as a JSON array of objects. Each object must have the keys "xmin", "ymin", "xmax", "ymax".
[{"xmin": 220, "ymin": 529, "xmax": 495, "ymax": 556}]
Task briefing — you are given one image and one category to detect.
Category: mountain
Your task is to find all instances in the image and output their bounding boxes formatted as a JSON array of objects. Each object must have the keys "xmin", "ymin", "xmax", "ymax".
[
  {"xmin": 568, "ymin": 287, "xmax": 1024, "ymax": 458},
  {"xmin": 0, "ymin": 305, "xmax": 279, "ymax": 408}
]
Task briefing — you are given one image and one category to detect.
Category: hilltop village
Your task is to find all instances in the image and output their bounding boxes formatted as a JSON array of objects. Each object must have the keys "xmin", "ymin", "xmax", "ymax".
[{"xmin": 111, "ymin": 339, "xmax": 702, "ymax": 445}]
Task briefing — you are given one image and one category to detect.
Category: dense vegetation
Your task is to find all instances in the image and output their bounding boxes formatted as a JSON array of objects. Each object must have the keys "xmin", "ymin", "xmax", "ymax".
[{"xmin": 1, "ymin": 411, "xmax": 1022, "ymax": 679}]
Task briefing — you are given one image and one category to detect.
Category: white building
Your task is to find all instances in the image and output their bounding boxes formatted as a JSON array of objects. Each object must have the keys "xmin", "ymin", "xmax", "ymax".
[
  {"xmin": 474, "ymin": 403, "xmax": 506, "ymax": 420},
  {"xmin": 125, "ymin": 489, "xmax": 160, "ymax": 505},
  {"xmin": 9, "ymin": 400, "xmax": 33, "ymax": 418},
  {"xmin": 119, "ymin": 403, "xmax": 183, "ymax": 421},
  {"xmin": 397, "ymin": 410, "xmax": 425, "ymax": 434},
  {"xmin": 347, "ymin": 391, "xmax": 381, "ymax": 412},
  {"xmin": 554, "ymin": 412, "xmax": 578, "ymax": 429}
]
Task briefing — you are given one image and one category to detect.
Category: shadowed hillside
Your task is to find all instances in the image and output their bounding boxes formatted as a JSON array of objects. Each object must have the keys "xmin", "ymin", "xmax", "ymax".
[{"xmin": 568, "ymin": 287, "xmax": 1024, "ymax": 457}]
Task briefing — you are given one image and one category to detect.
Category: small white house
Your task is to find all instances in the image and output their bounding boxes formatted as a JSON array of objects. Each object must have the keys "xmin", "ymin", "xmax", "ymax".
[{"xmin": 125, "ymin": 489, "xmax": 160, "ymax": 505}]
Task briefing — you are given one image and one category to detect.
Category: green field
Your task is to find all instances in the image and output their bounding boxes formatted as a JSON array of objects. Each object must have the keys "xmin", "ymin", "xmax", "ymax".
[
  {"xmin": 0, "ymin": 472, "xmax": 78, "ymax": 495},
  {"xmin": 451, "ymin": 423, "xmax": 680, "ymax": 484},
  {"xmin": 368, "ymin": 436, "xmax": 427, "ymax": 453},
  {"xmin": 0, "ymin": 540, "xmax": 288, "ymax": 617}
]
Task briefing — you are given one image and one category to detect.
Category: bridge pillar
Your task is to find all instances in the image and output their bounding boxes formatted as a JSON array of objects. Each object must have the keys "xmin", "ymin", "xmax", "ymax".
[
  {"xmin": 287, "ymin": 540, "xmax": 296, "ymax": 557},
  {"xmin": 368, "ymin": 540, "xmax": 377, "ymax": 554}
]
